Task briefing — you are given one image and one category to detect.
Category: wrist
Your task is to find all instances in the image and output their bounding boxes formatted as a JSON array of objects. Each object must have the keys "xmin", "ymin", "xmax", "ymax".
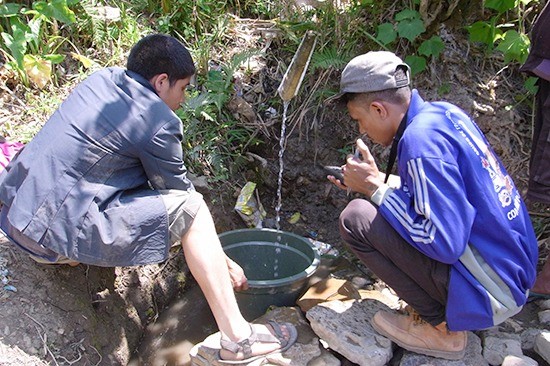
[{"xmin": 370, "ymin": 184, "xmax": 394, "ymax": 205}]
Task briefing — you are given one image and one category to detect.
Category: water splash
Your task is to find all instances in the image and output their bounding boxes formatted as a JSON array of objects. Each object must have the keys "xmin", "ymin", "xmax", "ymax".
[{"xmin": 275, "ymin": 101, "xmax": 289, "ymax": 232}]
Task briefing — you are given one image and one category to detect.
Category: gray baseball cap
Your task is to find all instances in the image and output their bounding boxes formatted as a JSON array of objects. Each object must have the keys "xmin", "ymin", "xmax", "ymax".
[{"xmin": 328, "ymin": 51, "xmax": 410, "ymax": 103}]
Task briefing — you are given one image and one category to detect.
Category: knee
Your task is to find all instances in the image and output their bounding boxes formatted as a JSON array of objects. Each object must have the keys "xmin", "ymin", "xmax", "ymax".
[{"xmin": 339, "ymin": 199, "xmax": 377, "ymax": 245}]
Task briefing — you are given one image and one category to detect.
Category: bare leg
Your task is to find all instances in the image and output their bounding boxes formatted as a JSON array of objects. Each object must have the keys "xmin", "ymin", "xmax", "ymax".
[{"xmin": 180, "ymin": 202, "xmax": 290, "ymax": 360}]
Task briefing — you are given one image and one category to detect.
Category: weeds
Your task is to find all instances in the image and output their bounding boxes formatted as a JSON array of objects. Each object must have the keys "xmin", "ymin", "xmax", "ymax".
[
  {"xmin": 178, "ymin": 49, "xmax": 264, "ymax": 179},
  {"xmin": 0, "ymin": 0, "xmax": 543, "ymax": 183},
  {"xmin": 0, "ymin": 1, "xmax": 77, "ymax": 87}
]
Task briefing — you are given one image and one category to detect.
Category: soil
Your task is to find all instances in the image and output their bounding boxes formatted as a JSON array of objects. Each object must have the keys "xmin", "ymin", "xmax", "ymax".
[{"xmin": 1, "ymin": 13, "xmax": 550, "ymax": 366}]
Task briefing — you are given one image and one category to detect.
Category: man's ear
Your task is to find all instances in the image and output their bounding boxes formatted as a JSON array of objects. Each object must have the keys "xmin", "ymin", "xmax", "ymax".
[
  {"xmin": 370, "ymin": 101, "xmax": 388, "ymax": 119},
  {"xmin": 150, "ymin": 73, "xmax": 170, "ymax": 94}
]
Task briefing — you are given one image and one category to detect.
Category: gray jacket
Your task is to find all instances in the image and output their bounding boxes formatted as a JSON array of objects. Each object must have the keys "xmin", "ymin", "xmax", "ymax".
[{"xmin": 0, "ymin": 67, "xmax": 194, "ymax": 266}]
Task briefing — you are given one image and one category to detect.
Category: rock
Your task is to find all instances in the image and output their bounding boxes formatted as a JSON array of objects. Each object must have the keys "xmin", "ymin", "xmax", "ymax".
[
  {"xmin": 297, "ymin": 278, "xmax": 361, "ymax": 312},
  {"xmin": 307, "ymin": 351, "xmax": 342, "ymax": 366},
  {"xmin": 481, "ymin": 331, "xmax": 523, "ymax": 365},
  {"xmin": 503, "ymin": 317, "xmax": 525, "ymax": 333},
  {"xmin": 0, "ymin": 343, "xmax": 49, "ymax": 366},
  {"xmin": 538, "ymin": 310, "xmax": 550, "ymax": 324},
  {"xmin": 501, "ymin": 354, "xmax": 539, "ymax": 366},
  {"xmin": 227, "ymin": 95, "xmax": 257, "ymax": 125},
  {"xmin": 538, "ymin": 300, "xmax": 550, "ymax": 310},
  {"xmin": 306, "ymin": 299, "xmax": 393, "ymax": 366},
  {"xmin": 187, "ymin": 173, "xmax": 209, "ymax": 189},
  {"xmin": 521, "ymin": 328, "xmax": 544, "ymax": 351},
  {"xmin": 534, "ymin": 331, "xmax": 550, "ymax": 365},
  {"xmin": 399, "ymin": 331, "xmax": 487, "ymax": 366}
]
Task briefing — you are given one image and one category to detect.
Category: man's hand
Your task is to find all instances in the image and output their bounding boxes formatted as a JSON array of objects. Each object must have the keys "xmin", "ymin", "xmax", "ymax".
[
  {"xmin": 226, "ymin": 255, "xmax": 249, "ymax": 291},
  {"xmin": 335, "ymin": 139, "xmax": 383, "ymax": 198}
]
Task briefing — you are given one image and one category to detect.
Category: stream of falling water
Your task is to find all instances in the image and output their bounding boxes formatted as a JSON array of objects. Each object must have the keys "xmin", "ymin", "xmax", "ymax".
[
  {"xmin": 272, "ymin": 101, "xmax": 289, "ymax": 278},
  {"xmin": 275, "ymin": 101, "xmax": 289, "ymax": 234}
]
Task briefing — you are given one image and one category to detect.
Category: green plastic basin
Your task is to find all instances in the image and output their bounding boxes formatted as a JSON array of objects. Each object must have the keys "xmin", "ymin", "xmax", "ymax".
[{"xmin": 219, "ymin": 228, "xmax": 321, "ymax": 320}]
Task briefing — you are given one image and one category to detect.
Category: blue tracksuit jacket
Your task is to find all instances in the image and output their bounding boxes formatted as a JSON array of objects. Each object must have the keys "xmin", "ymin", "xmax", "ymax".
[{"xmin": 380, "ymin": 90, "xmax": 538, "ymax": 331}]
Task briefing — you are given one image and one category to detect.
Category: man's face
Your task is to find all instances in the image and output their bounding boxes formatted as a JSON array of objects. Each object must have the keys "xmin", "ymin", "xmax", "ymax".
[
  {"xmin": 347, "ymin": 99, "xmax": 396, "ymax": 147},
  {"xmin": 157, "ymin": 76, "xmax": 192, "ymax": 111}
]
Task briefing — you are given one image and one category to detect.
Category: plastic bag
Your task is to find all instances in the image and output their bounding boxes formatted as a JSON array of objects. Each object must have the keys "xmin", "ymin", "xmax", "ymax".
[{"xmin": 234, "ymin": 182, "xmax": 266, "ymax": 228}]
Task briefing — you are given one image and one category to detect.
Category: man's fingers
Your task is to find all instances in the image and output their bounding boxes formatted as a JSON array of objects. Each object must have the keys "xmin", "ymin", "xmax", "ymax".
[
  {"xmin": 356, "ymin": 138, "xmax": 370, "ymax": 156},
  {"xmin": 356, "ymin": 139, "xmax": 375, "ymax": 164},
  {"xmin": 327, "ymin": 175, "xmax": 347, "ymax": 190}
]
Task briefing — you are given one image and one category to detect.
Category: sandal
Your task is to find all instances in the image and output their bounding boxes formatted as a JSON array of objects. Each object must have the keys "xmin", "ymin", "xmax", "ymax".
[{"xmin": 218, "ymin": 320, "xmax": 298, "ymax": 364}]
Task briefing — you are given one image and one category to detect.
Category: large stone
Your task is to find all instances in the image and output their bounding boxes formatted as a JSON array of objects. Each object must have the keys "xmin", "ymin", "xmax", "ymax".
[
  {"xmin": 534, "ymin": 331, "xmax": 550, "ymax": 365},
  {"xmin": 538, "ymin": 300, "xmax": 550, "ymax": 311},
  {"xmin": 538, "ymin": 310, "xmax": 550, "ymax": 324},
  {"xmin": 306, "ymin": 299, "xmax": 393, "ymax": 366},
  {"xmin": 482, "ymin": 331, "xmax": 523, "ymax": 365},
  {"xmin": 501, "ymin": 354, "xmax": 539, "ymax": 366},
  {"xmin": 399, "ymin": 331, "xmax": 487, "ymax": 366},
  {"xmin": 521, "ymin": 328, "xmax": 544, "ymax": 351},
  {"xmin": 297, "ymin": 278, "xmax": 362, "ymax": 312},
  {"xmin": 297, "ymin": 277, "xmax": 402, "ymax": 313}
]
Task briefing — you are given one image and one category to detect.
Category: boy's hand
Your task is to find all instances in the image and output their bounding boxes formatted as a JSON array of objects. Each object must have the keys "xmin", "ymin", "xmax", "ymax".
[
  {"xmin": 342, "ymin": 139, "xmax": 383, "ymax": 197},
  {"xmin": 226, "ymin": 256, "xmax": 249, "ymax": 291}
]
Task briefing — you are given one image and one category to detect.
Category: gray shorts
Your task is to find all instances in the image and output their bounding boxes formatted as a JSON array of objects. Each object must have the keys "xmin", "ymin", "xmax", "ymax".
[
  {"xmin": 159, "ymin": 189, "xmax": 203, "ymax": 245},
  {"xmin": 3, "ymin": 189, "xmax": 203, "ymax": 265}
]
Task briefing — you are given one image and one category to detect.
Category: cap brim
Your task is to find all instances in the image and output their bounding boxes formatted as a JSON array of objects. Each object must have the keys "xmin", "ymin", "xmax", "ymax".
[{"xmin": 324, "ymin": 92, "xmax": 346, "ymax": 106}]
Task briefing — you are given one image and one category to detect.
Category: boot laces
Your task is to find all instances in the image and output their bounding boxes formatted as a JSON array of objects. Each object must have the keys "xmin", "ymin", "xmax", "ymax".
[
  {"xmin": 402, "ymin": 306, "xmax": 457, "ymax": 337},
  {"xmin": 408, "ymin": 308, "xmax": 427, "ymax": 325},
  {"xmin": 404, "ymin": 305, "xmax": 441, "ymax": 328}
]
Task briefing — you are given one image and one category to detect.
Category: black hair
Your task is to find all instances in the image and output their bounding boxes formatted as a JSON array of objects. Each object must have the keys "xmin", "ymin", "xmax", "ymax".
[{"xmin": 127, "ymin": 34, "xmax": 195, "ymax": 85}]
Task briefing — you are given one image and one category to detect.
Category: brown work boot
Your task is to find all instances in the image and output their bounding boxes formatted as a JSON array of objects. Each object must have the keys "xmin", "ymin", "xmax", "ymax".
[{"xmin": 371, "ymin": 310, "xmax": 466, "ymax": 360}]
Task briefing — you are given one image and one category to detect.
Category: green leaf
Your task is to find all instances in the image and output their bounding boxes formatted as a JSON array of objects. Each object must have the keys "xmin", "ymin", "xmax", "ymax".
[
  {"xmin": 205, "ymin": 70, "xmax": 226, "ymax": 94},
  {"xmin": 33, "ymin": 0, "xmax": 76, "ymax": 24},
  {"xmin": 395, "ymin": 9, "xmax": 421, "ymax": 21},
  {"xmin": 0, "ymin": 3, "xmax": 22, "ymax": 17},
  {"xmin": 2, "ymin": 29, "xmax": 27, "ymax": 68},
  {"xmin": 438, "ymin": 83, "xmax": 451, "ymax": 95},
  {"xmin": 418, "ymin": 36, "xmax": 445, "ymax": 58},
  {"xmin": 524, "ymin": 76, "xmax": 538, "ymax": 95},
  {"xmin": 466, "ymin": 21, "xmax": 502, "ymax": 47},
  {"xmin": 404, "ymin": 55, "xmax": 426, "ymax": 76},
  {"xmin": 43, "ymin": 53, "xmax": 65, "ymax": 64},
  {"xmin": 376, "ymin": 23, "xmax": 397, "ymax": 45},
  {"xmin": 311, "ymin": 47, "xmax": 350, "ymax": 70},
  {"xmin": 397, "ymin": 18, "xmax": 425, "ymax": 42},
  {"xmin": 496, "ymin": 30, "xmax": 530, "ymax": 63},
  {"xmin": 485, "ymin": 0, "xmax": 515, "ymax": 12}
]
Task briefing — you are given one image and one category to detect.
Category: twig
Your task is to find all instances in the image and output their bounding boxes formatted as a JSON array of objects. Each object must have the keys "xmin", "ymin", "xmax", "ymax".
[
  {"xmin": 25, "ymin": 313, "xmax": 59, "ymax": 366},
  {"xmin": 57, "ymin": 352, "xmax": 82, "ymax": 365},
  {"xmin": 245, "ymin": 152, "xmax": 268, "ymax": 168},
  {"xmin": 529, "ymin": 211, "xmax": 550, "ymax": 218},
  {"xmin": 90, "ymin": 345, "xmax": 103, "ymax": 366},
  {"xmin": 0, "ymin": 83, "xmax": 26, "ymax": 107}
]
